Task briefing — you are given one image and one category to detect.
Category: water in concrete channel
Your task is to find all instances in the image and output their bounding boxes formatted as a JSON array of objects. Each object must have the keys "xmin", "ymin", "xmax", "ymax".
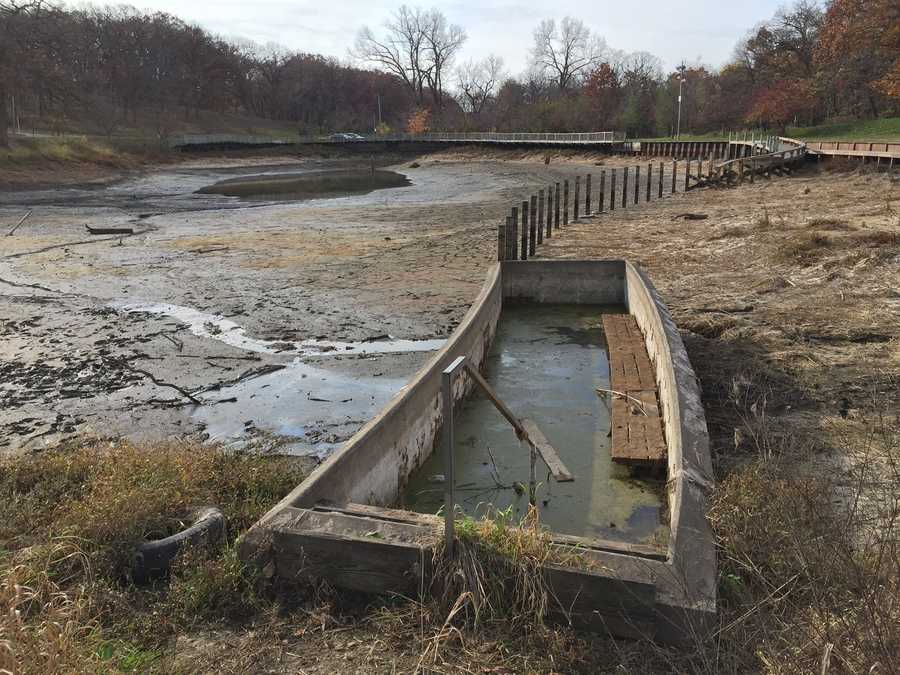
[{"xmin": 401, "ymin": 304, "xmax": 668, "ymax": 545}]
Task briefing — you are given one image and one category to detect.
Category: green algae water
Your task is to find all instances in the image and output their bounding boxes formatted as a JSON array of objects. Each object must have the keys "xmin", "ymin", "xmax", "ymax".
[{"xmin": 401, "ymin": 304, "xmax": 668, "ymax": 545}]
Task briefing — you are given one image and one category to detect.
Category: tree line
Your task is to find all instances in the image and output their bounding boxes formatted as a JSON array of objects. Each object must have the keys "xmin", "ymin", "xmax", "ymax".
[{"xmin": 1, "ymin": 0, "xmax": 898, "ymax": 148}]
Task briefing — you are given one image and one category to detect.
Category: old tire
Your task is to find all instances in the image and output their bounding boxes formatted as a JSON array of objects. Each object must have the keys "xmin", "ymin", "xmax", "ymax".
[{"xmin": 132, "ymin": 506, "xmax": 226, "ymax": 583}]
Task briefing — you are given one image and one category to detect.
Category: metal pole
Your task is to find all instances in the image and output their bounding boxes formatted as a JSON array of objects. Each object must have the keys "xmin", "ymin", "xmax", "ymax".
[
  {"xmin": 676, "ymin": 64, "xmax": 686, "ymax": 140},
  {"xmin": 442, "ymin": 356, "xmax": 466, "ymax": 554},
  {"xmin": 676, "ymin": 78, "xmax": 683, "ymax": 139}
]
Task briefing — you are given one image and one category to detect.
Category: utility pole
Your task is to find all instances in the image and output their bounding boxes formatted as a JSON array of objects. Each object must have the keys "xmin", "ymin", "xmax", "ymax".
[
  {"xmin": 376, "ymin": 94, "xmax": 383, "ymax": 133},
  {"xmin": 676, "ymin": 63, "xmax": 687, "ymax": 139}
]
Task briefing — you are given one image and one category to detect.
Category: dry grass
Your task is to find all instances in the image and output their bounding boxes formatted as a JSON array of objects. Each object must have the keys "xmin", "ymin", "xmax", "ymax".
[
  {"xmin": 775, "ymin": 231, "xmax": 834, "ymax": 262},
  {"xmin": 707, "ymin": 415, "xmax": 900, "ymax": 674},
  {"xmin": 805, "ymin": 217, "xmax": 854, "ymax": 230},
  {"xmin": 0, "ymin": 440, "xmax": 306, "ymax": 672}
]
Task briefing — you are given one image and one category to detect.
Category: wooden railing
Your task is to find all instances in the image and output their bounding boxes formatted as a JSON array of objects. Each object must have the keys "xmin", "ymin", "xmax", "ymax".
[
  {"xmin": 302, "ymin": 131, "xmax": 626, "ymax": 144},
  {"xmin": 711, "ymin": 136, "xmax": 807, "ymax": 184},
  {"xmin": 169, "ymin": 134, "xmax": 294, "ymax": 148}
]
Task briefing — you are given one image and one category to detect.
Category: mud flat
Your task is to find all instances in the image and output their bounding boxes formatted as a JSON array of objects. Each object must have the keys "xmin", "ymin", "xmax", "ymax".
[{"xmin": 0, "ymin": 150, "xmax": 621, "ymax": 457}]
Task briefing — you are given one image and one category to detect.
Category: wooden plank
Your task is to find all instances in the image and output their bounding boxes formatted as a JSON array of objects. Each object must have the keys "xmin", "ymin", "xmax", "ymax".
[
  {"xmin": 314, "ymin": 502, "xmax": 442, "ymax": 528},
  {"xmin": 550, "ymin": 532, "xmax": 666, "ymax": 560},
  {"xmin": 521, "ymin": 418, "xmax": 574, "ymax": 482},
  {"xmin": 610, "ymin": 392, "xmax": 666, "ymax": 465},
  {"xmin": 464, "ymin": 363, "xmax": 525, "ymax": 436},
  {"xmin": 603, "ymin": 314, "xmax": 656, "ymax": 391},
  {"xmin": 602, "ymin": 314, "xmax": 667, "ymax": 467}
]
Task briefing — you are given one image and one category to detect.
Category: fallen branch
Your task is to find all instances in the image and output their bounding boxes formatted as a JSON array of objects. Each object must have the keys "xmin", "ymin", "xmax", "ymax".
[
  {"xmin": 128, "ymin": 365, "xmax": 202, "ymax": 404},
  {"xmin": 197, "ymin": 363, "xmax": 285, "ymax": 393},
  {"xmin": 595, "ymin": 387, "xmax": 649, "ymax": 415},
  {"xmin": 6, "ymin": 211, "xmax": 31, "ymax": 236}
]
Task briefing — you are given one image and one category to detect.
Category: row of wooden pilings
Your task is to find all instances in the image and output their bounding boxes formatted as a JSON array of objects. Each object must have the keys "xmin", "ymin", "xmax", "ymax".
[{"xmin": 497, "ymin": 158, "xmax": 707, "ymax": 262}]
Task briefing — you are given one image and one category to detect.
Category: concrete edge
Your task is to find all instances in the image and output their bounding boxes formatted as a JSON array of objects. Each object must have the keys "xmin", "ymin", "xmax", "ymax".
[{"xmin": 240, "ymin": 259, "xmax": 716, "ymax": 642}]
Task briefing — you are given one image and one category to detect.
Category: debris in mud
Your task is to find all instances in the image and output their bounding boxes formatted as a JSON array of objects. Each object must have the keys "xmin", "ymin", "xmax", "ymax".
[
  {"xmin": 673, "ymin": 213, "xmax": 709, "ymax": 221},
  {"xmin": 5, "ymin": 210, "xmax": 31, "ymax": 236},
  {"xmin": 85, "ymin": 225, "xmax": 134, "ymax": 235}
]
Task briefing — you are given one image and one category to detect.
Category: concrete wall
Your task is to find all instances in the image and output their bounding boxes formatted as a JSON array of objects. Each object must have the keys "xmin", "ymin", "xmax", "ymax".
[
  {"xmin": 242, "ymin": 259, "xmax": 715, "ymax": 640},
  {"xmin": 248, "ymin": 265, "xmax": 502, "ymax": 530},
  {"xmin": 624, "ymin": 264, "xmax": 716, "ymax": 637}
]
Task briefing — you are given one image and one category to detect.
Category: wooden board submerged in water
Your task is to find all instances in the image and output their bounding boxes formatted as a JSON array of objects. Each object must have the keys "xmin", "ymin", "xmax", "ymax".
[
  {"xmin": 602, "ymin": 314, "xmax": 667, "ymax": 467},
  {"xmin": 520, "ymin": 417, "xmax": 574, "ymax": 482}
]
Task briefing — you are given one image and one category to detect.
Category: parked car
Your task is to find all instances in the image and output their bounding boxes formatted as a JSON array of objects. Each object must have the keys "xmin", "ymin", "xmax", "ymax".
[{"xmin": 329, "ymin": 132, "xmax": 366, "ymax": 142}]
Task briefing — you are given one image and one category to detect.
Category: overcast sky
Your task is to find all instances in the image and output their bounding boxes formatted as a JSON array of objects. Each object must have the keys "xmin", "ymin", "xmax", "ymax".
[{"xmin": 78, "ymin": 0, "xmax": 786, "ymax": 74}]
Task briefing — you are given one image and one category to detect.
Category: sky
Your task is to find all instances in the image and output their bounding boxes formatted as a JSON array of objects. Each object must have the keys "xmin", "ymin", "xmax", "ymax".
[{"xmin": 69, "ymin": 0, "xmax": 787, "ymax": 75}]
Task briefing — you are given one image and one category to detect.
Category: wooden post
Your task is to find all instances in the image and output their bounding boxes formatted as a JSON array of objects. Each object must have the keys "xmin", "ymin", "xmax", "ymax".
[
  {"xmin": 498, "ymin": 218, "xmax": 507, "ymax": 261},
  {"xmin": 546, "ymin": 185, "xmax": 553, "ymax": 238},
  {"xmin": 554, "ymin": 183, "xmax": 560, "ymax": 229},
  {"xmin": 609, "ymin": 170, "xmax": 616, "ymax": 211},
  {"xmin": 646, "ymin": 162, "xmax": 652, "ymax": 201},
  {"xmin": 684, "ymin": 158, "xmax": 690, "ymax": 191},
  {"xmin": 634, "ymin": 165, "xmax": 640, "ymax": 204},
  {"xmin": 521, "ymin": 200, "xmax": 529, "ymax": 260},
  {"xmin": 622, "ymin": 167, "xmax": 628, "ymax": 208},
  {"xmin": 585, "ymin": 173, "xmax": 592, "ymax": 215},
  {"xmin": 574, "ymin": 176, "xmax": 581, "ymax": 220},
  {"xmin": 529, "ymin": 195, "xmax": 537, "ymax": 255},
  {"xmin": 749, "ymin": 158, "xmax": 755, "ymax": 183},
  {"xmin": 563, "ymin": 180, "xmax": 569, "ymax": 225},
  {"xmin": 671, "ymin": 159, "xmax": 677, "ymax": 194},
  {"xmin": 658, "ymin": 162, "xmax": 663, "ymax": 198},
  {"xmin": 506, "ymin": 206, "xmax": 519, "ymax": 260},
  {"xmin": 537, "ymin": 190, "xmax": 545, "ymax": 244},
  {"xmin": 738, "ymin": 160, "xmax": 744, "ymax": 184},
  {"xmin": 599, "ymin": 170, "xmax": 606, "ymax": 212}
]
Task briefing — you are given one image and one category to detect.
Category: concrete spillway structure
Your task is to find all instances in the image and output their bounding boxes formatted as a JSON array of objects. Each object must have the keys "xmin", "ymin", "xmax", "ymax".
[{"xmin": 239, "ymin": 260, "xmax": 715, "ymax": 642}]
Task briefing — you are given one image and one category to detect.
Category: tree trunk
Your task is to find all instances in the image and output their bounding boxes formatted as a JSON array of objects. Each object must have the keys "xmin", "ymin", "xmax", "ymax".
[{"xmin": 0, "ymin": 85, "xmax": 9, "ymax": 148}]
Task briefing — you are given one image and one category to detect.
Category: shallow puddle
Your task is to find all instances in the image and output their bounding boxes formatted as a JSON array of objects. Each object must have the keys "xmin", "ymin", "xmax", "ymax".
[
  {"xmin": 194, "ymin": 358, "xmax": 407, "ymax": 457},
  {"xmin": 119, "ymin": 303, "xmax": 445, "ymax": 356},
  {"xmin": 196, "ymin": 169, "xmax": 411, "ymax": 201},
  {"xmin": 116, "ymin": 302, "xmax": 442, "ymax": 456},
  {"xmin": 401, "ymin": 304, "xmax": 668, "ymax": 545}
]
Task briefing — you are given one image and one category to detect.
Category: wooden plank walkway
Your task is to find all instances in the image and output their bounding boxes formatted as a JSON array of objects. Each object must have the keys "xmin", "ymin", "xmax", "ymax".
[{"xmin": 602, "ymin": 314, "xmax": 667, "ymax": 467}]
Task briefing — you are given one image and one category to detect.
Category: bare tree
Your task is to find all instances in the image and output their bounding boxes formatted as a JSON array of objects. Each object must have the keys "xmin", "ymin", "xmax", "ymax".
[
  {"xmin": 421, "ymin": 8, "xmax": 466, "ymax": 108},
  {"xmin": 354, "ymin": 6, "xmax": 428, "ymax": 104},
  {"xmin": 354, "ymin": 6, "xmax": 465, "ymax": 109},
  {"xmin": 456, "ymin": 55, "xmax": 504, "ymax": 113},
  {"xmin": 620, "ymin": 51, "xmax": 664, "ymax": 86},
  {"xmin": 773, "ymin": 0, "xmax": 823, "ymax": 77},
  {"xmin": 1, "ymin": 1, "xmax": 43, "ymax": 146},
  {"xmin": 530, "ymin": 17, "xmax": 606, "ymax": 91}
]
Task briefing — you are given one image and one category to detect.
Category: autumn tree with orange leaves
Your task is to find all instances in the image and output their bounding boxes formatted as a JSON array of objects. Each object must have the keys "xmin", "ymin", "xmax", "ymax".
[
  {"xmin": 746, "ymin": 79, "xmax": 816, "ymax": 130},
  {"xmin": 816, "ymin": 0, "xmax": 900, "ymax": 117}
]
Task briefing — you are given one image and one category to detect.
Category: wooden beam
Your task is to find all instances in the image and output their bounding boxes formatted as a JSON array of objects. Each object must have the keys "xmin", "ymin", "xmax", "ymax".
[{"xmin": 520, "ymin": 418, "xmax": 574, "ymax": 482}]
